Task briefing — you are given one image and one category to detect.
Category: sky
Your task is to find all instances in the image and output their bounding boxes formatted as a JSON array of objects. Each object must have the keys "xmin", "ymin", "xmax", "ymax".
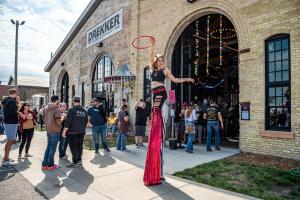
[{"xmin": 0, "ymin": 0, "xmax": 90, "ymax": 84}]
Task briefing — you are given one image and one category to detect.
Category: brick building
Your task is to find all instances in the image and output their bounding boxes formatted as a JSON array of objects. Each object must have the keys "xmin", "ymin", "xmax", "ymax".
[
  {"xmin": 0, "ymin": 76, "xmax": 49, "ymax": 110},
  {"xmin": 45, "ymin": 0, "xmax": 300, "ymax": 160}
]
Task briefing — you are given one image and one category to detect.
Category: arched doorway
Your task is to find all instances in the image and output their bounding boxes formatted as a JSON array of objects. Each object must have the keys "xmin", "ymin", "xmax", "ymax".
[
  {"xmin": 171, "ymin": 13, "xmax": 239, "ymax": 147},
  {"xmin": 61, "ymin": 72, "xmax": 69, "ymax": 104}
]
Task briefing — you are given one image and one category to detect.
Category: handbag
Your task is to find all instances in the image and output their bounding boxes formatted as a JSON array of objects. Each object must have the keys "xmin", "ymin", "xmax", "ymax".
[{"xmin": 185, "ymin": 124, "xmax": 194, "ymax": 134}]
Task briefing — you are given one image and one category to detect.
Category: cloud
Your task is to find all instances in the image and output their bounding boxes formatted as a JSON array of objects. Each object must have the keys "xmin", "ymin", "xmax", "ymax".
[{"xmin": 0, "ymin": 0, "xmax": 90, "ymax": 83}]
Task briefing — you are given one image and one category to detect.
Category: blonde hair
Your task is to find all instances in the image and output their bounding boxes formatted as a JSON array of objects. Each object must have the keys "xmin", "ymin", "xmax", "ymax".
[
  {"xmin": 185, "ymin": 105, "xmax": 194, "ymax": 118},
  {"xmin": 151, "ymin": 54, "xmax": 164, "ymax": 70}
]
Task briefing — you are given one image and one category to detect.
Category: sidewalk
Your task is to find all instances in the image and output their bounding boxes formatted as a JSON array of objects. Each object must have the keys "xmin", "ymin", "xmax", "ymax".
[{"xmin": 0, "ymin": 132, "xmax": 259, "ymax": 200}]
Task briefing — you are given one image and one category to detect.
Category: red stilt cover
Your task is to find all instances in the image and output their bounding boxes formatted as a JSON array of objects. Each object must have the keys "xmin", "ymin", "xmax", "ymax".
[{"xmin": 143, "ymin": 108, "xmax": 162, "ymax": 186}]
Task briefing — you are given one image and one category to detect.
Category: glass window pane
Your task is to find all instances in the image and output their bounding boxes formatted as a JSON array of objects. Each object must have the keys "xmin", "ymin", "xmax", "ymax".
[
  {"xmin": 269, "ymin": 62, "xmax": 275, "ymax": 72},
  {"xmin": 269, "ymin": 97, "xmax": 275, "ymax": 106},
  {"xmin": 282, "ymin": 39, "xmax": 288, "ymax": 50},
  {"xmin": 277, "ymin": 108, "xmax": 287, "ymax": 127},
  {"xmin": 269, "ymin": 87, "xmax": 275, "ymax": 96},
  {"xmin": 276, "ymin": 87, "xmax": 282, "ymax": 96},
  {"xmin": 282, "ymin": 50, "xmax": 288, "ymax": 60},
  {"xmin": 275, "ymin": 51, "xmax": 281, "ymax": 61},
  {"xmin": 276, "ymin": 71, "xmax": 282, "ymax": 82},
  {"xmin": 269, "ymin": 72, "xmax": 275, "ymax": 82},
  {"xmin": 283, "ymin": 97, "xmax": 288, "ymax": 106},
  {"xmin": 276, "ymin": 97, "xmax": 282, "ymax": 106},
  {"xmin": 268, "ymin": 42, "xmax": 274, "ymax": 52},
  {"xmin": 269, "ymin": 52, "xmax": 275, "ymax": 62},
  {"xmin": 275, "ymin": 61, "xmax": 281, "ymax": 71},
  {"xmin": 282, "ymin": 71, "xmax": 289, "ymax": 81},
  {"xmin": 282, "ymin": 60, "xmax": 289, "ymax": 70},
  {"xmin": 275, "ymin": 40, "xmax": 281, "ymax": 51},
  {"xmin": 269, "ymin": 108, "xmax": 277, "ymax": 127}
]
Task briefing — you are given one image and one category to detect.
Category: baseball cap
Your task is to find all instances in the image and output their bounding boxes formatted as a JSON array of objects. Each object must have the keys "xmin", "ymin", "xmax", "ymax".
[{"xmin": 73, "ymin": 96, "xmax": 80, "ymax": 102}]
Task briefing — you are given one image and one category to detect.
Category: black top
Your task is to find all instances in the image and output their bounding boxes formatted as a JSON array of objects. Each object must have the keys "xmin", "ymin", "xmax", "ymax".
[
  {"xmin": 135, "ymin": 107, "xmax": 147, "ymax": 126},
  {"xmin": 205, "ymin": 105, "xmax": 220, "ymax": 121},
  {"xmin": 151, "ymin": 68, "xmax": 166, "ymax": 83},
  {"xmin": 195, "ymin": 110, "xmax": 207, "ymax": 126},
  {"xmin": 2, "ymin": 97, "xmax": 18, "ymax": 124},
  {"xmin": 65, "ymin": 105, "xmax": 88, "ymax": 134},
  {"xmin": 87, "ymin": 105, "xmax": 107, "ymax": 126}
]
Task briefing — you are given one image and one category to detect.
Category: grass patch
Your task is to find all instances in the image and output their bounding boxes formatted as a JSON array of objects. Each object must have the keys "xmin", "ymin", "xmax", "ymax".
[
  {"xmin": 83, "ymin": 134, "xmax": 136, "ymax": 150},
  {"xmin": 174, "ymin": 154, "xmax": 300, "ymax": 200}
]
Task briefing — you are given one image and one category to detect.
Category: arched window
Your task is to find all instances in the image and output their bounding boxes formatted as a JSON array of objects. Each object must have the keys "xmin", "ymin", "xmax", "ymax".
[
  {"xmin": 265, "ymin": 34, "xmax": 290, "ymax": 131},
  {"xmin": 92, "ymin": 55, "xmax": 113, "ymax": 98},
  {"xmin": 61, "ymin": 72, "xmax": 69, "ymax": 104}
]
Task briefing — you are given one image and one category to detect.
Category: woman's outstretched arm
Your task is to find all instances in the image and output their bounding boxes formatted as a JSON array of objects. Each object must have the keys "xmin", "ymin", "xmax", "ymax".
[
  {"xmin": 164, "ymin": 68, "xmax": 194, "ymax": 83},
  {"xmin": 148, "ymin": 38, "xmax": 155, "ymax": 67}
]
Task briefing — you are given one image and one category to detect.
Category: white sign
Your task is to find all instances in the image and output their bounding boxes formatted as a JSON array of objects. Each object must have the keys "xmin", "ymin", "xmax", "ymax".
[{"xmin": 86, "ymin": 8, "xmax": 123, "ymax": 48}]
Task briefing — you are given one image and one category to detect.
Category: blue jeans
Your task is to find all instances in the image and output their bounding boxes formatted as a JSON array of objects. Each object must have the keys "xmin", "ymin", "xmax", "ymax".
[
  {"xmin": 92, "ymin": 125, "xmax": 108, "ymax": 151},
  {"xmin": 186, "ymin": 134, "xmax": 194, "ymax": 151},
  {"xmin": 111, "ymin": 124, "xmax": 117, "ymax": 134},
  {"xmin": 59, "ymin": 133, "xmax": 68, "ymax": 158},
  {"xmin": 42, "ymin": 133, "xmax": 60, "ymax": 167},
  {"xmin": 197, "ymin": 125, "xmax": 203, "ymax": 142},
  {"xmin": 206, "ymin": 121, "xmax": 221, "ymax": 149},
  {"xmin": 116, "ymin": 133, "xmax": 126, "ymax": 150},
  {"xmin": 185, "ymin": 121, "xmax": 195, "ymax": 151}
]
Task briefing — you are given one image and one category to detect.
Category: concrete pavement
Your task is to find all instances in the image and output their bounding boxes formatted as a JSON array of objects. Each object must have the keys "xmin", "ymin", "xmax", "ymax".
[{"xmin": 0, "ymin": 131, "xmax": 259, "ymax": 200}]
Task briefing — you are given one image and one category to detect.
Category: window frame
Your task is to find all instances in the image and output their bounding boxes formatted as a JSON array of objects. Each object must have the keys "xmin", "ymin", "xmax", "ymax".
[
  {"xmin": 265, "ymin": 34, "xmax": 291, "ymax": 131},
  {"xmin": 92, "ymin": 55, "xmax": 113, "ymax": 98}
]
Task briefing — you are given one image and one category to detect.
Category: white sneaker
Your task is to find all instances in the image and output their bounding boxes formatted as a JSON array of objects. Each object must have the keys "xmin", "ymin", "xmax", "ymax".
[
  {"xmin": 60, "ymin": 155, "xmax": 68, "ymax": 160},
  {"xmin": 25, "ymin": 153, "xmax": 33, "ymax": 157},
  {"xmin": 18, "ymin": 154, "xmax": 22, "ymax": 159},
  {"xmin": 2, "ymin": 160, "xmax": 16, "ymax": 166},
  {"xmin": 77, "ymin": 160, "xmax": 82, "ymax": 165}
]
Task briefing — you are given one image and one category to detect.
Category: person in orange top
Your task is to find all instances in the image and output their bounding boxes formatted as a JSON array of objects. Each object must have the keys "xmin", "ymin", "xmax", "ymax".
[{"xmin": 18, "ymin": 103, "xmax": 37, "ymax": 158}]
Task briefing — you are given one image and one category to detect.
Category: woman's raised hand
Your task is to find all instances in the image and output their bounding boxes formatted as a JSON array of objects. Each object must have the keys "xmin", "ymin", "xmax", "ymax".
[
  {"xmin": 149, "ymin": 37, "xmax": 155, "ymax": 47},
  {"xmin": 185, "ymin": 78, "xmax": 195, "ymax": 83}
]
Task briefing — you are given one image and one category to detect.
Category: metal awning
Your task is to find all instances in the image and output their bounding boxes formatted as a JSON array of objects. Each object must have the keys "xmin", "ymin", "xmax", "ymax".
[{"xmin": 104, "ymin": 63, "xmax": 135, "ymax": 82}]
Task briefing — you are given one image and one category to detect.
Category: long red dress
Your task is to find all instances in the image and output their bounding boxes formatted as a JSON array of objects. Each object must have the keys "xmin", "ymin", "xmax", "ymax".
[{"xmin": 143, "ymin": 108, "xmax": 163, "ymax": 186}]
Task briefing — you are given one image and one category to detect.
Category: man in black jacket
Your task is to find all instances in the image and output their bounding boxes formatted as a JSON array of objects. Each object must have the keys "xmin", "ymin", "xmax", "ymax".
[
  {"xmin": 62, "ymin": 96, "xmax": 88, "ymax": 168},
  {"xmin": 1, "ymin": 89, "xmax": 19, "ymax": 166}
]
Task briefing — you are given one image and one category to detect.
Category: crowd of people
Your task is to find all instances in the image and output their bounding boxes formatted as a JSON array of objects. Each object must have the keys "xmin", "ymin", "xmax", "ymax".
[
  {"xmin": 0, "ymin": 88, "xmax": 224, "ymax": 169},
  {"xmin": 178, "ymin": 98, "xmax": 224, "ymax": 153}
]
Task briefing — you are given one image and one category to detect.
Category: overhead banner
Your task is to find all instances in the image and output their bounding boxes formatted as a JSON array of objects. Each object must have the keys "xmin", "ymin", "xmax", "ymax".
[{"xmin": 86, "ymin": 8, "xmax": 123, "ymax": 48}]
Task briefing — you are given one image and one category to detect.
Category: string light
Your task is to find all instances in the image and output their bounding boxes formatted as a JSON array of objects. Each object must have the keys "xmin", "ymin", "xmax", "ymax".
[
  {"xmin": 194, "ymin": 20, "xmax": 200, "ymax": 76},
  {"xmin": 220, "ymin": 14, "xmax": 223, "ymax": 66},
  {"xmin": 206, "ymin": 15, "xmax": 210, "ymax": 75}
]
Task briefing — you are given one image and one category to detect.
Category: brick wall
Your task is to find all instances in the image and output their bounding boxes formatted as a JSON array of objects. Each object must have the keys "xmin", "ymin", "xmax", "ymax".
[
  {"xmin": 48, "ymin": 0, "xmax": 300, "ymax": 159},
  {"xmin": 133, "ymin": 0, "xmax": 300, "ymax": 160}
]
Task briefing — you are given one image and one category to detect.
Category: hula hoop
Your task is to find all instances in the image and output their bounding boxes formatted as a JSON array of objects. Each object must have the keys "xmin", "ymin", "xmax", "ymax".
[{"xmin": 132, "ymin": 35, "xmax": 155, "ymax": 49}]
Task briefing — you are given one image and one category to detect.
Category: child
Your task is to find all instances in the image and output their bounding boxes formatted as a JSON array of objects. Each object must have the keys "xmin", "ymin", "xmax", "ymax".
[{"xmin": 107, "ymin": 112, "xmax": 117, "ymax": 137}]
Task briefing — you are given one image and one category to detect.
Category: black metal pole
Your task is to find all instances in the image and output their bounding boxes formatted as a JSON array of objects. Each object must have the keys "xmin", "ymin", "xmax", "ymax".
[{"xmin": 14, "ymin": 20, "xmax": 19, "ymax": 86}]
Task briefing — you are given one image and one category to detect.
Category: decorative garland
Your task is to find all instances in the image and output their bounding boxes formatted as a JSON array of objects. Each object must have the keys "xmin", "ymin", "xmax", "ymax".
[
  {"xmin": 210, "ymin": 28, "xmax": 236, "ymax": 40},
  {"xmin": 206, "ymin": 15, "xmax": 210, "ymax": 75},
  {"xmin": 194, "ymin": 20, "xmax": 200, "ymax": 76},
  {"xmin": 220, "ymin": 14, "xmax": 223, "ymax": 66}
]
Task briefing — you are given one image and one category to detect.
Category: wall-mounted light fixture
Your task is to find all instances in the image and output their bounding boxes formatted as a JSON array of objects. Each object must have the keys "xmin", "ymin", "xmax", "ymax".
[
  {"xmin": 61, "ymin": 62, "xmax": 64, "ymax": 66},
  {"xmin": 97, "ymin": 42, "xmax": 104, "ymax": 48},
  {"xmin": 187, "ymin": 0, "xmax": 197, "ymax": 3}
]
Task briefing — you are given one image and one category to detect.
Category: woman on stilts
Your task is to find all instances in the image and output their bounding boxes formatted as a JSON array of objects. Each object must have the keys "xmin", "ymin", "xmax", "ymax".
[{"xmin": 143, "ymin": 38, "xmax": 194, "ymax": 186}]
